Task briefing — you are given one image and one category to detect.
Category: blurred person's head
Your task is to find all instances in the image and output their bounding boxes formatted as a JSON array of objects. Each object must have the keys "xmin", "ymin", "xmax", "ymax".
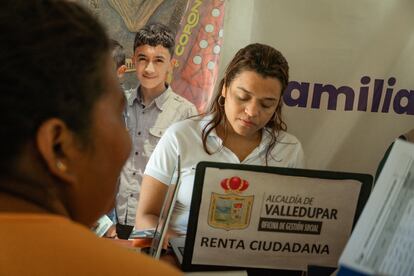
[
  {"xmin": 110, "ymin": 39, "xmax": 127, "ymax": 79},
  {"xmin": 0, "ymin": 0, "xmax": 131, "ymax": 226},
  {"xmin": 132, "ymin": 23, "xmax": 175, "ymax": 94},
  {"xmin": 203, "ymin": 43, "xmax": 289, "ymax": 162}
]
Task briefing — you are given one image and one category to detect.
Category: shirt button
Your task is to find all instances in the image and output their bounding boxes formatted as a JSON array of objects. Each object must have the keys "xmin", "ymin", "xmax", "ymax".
[
  {"xmin": 135, "ymin": 151, "xmax": 138, "ymax": 155},
  {"xmin": 138, "ymin": 131, "xmax": 141, "ymax": 135},
  {"xmin": 132, "ymin": 172, "xmax": 136, "ymax": 176},
  {"xmin": 142, "ymin": 111, "xmax": 145, "ymax": 114},
  {"xmin": 130, "ymin": 194, "xmax": 134, "ymax": 197}
]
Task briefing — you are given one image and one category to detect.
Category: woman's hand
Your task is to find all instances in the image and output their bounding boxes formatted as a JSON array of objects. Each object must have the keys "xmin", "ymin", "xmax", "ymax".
[
  {"xmin": 131, "ymin": 229, "xmax": 178, "ymax": 249},
  {"xmin": 103, "ymin": 225, "xmax": 117, "ymax": 238},
  {"xmin": 131, "ymin": 237, "xmax": 152, "ymax": 248}
]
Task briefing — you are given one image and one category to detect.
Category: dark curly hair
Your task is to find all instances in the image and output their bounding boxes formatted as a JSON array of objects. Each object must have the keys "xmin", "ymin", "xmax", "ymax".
[
  {"xmin": 0, "ymin": 0, "xmax": 110, "ymax": 174},
  {"xmin": 133, "ymin": 23, "xmax": 175, "ymax": 57},
  {"xmin": 202, "ymin": 43, "xmax": 289, "ymax": 164}
]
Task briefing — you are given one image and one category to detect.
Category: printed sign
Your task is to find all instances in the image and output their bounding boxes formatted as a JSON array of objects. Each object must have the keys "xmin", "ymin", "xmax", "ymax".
[{"xmin": 191, "ymin": 168, "xmax": 361, "ymax": 271}]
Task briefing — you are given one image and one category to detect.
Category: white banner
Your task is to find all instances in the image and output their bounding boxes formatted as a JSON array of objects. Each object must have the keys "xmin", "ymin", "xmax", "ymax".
[{"xmin": 221, "ymin": 0, "xmax": 414, "ymax": 175}]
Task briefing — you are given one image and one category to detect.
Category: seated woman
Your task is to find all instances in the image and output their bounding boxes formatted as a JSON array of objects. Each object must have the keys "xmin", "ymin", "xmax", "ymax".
[
  {"xmin": 0, "ymin": 1, "xmax": 180, "ymax": 275},
  {"xmin": 135, "ymin": 43, "xmax": 305, "ymax": 237}
]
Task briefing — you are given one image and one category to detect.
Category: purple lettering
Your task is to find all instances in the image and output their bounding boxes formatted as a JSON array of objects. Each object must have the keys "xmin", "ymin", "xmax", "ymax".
[
  {"xmin": 281, "ymin": 76, "xmax": 413, "ymax": 115},
  {"xmin": 283, "ymin": 81, "xmax": 309, "ymax": 107},
  {"xmin": 311, "ymin": 84, "xmax": 354, "ymax": 110},
  {"xmin": 393, "ymin": 89, "xmax": 414, "ymax": 115},
  {"xmin": 358, "ymin": 76, "xmax": 370, "ymax": 111},
  {"xmin": 382, "ymin": 77, "xmax": 396, "ymax": 113},
  {"xmin": 371, "ymin": 79, "xmax": 384, "ymax": 112}
]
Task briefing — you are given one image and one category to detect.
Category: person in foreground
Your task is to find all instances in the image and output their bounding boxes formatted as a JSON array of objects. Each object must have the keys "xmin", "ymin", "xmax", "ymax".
[
  {"xmin": 135, "ymin": 43, "xmax": 305, "ymax": 238},
  {"xmin": 0, "ymin": 1, "xmax": 180, "ymax": 275}
]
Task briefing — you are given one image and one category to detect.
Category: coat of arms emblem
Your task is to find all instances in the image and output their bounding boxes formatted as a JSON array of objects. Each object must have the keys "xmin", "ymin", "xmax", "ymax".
[{"xmin": 208, "ymin": 176, "xmax": 254, "ymax": 230}]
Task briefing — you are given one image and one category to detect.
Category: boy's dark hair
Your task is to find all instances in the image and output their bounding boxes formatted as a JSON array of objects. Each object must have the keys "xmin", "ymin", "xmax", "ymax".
[
  {"xmin": 133, "ymin": 23, "xmax": 175, "ymax": 57},
  {"xmin": 110, "ymin": 39, "xmax": 126, "ymax": 68},
  {"xmin": 0, "ymin": 0, "xmax": 110, "ymax": 173}
]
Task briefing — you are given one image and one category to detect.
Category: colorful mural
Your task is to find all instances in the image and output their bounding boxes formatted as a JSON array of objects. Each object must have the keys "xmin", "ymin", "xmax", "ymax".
[{"xmin": 78, "ymin": 0, "xmax": 225, "ymax": 111}]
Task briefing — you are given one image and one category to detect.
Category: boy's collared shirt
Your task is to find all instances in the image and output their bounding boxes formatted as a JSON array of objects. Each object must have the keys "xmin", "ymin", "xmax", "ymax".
[{"xmin": 116, "ymin": 85, "xmax": 197, "ymax": 226}]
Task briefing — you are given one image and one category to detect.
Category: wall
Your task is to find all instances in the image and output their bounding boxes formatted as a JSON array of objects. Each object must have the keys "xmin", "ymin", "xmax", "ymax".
[{"xmin": 220, "ymin": 0, "xmax": 414, "ymax": 175}]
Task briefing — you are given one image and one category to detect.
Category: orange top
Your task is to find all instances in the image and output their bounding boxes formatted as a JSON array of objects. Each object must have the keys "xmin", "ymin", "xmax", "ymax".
[{"xmin": 0, "ymin": 213, "xmax": 181, "ymax": 276}]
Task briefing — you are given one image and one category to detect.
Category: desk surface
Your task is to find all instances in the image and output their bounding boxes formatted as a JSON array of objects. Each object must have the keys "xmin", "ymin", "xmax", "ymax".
[{"xmin": 108, "ymin": 238, "xmax": 180, "ymax": 268}]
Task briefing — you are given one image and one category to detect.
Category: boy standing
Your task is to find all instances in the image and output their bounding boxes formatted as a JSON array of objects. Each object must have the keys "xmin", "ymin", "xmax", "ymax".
[{"xmin": 115, "ymin": 23, "xmax": 197, "ymax": 239}]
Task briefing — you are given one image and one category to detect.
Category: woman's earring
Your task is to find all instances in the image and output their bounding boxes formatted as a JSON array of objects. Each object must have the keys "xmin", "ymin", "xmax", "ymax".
[
  {"xmin": 217, "ymin": 95, "xmax": 225, "ymax": 107},
  {"xmin": 56, "ymin": 160, "xmax": 67, "ymax": 172}
]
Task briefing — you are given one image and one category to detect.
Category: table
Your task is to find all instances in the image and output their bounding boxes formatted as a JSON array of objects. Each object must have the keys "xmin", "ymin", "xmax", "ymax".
[{"xmin": 107, "ymin": 238, "xmax": 180, "ymax": 268}]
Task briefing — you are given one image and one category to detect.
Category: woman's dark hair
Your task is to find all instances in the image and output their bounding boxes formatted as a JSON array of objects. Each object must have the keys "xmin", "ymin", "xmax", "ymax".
[
  {"xmin": 0, "ymin": 0, "xmax": 110, "ymax": 173},
  {"xmin": 133, "ymin": 23, "xmax": 175, "ymax": 57},
  {"xmin": 202, "ymin": 43, "xmax": 289, "ymax": 164}
]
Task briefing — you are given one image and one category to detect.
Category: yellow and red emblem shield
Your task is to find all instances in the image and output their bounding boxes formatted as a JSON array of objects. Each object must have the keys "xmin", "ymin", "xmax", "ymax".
[{"xmin": 208, "ymin": 176, "xmax": 254, "ymax": 230}]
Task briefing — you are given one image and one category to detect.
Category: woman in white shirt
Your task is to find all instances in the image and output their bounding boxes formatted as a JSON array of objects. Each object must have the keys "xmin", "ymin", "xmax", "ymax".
[{"xmin": 135, "ymin": 43, "xmax": 305, "ymax": 236}]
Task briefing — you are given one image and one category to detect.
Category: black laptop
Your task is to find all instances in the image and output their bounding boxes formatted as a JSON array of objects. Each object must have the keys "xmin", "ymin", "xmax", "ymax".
[{"xmin": 170, "ymin": 162, "xmax": 372, "ymax": 275}]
